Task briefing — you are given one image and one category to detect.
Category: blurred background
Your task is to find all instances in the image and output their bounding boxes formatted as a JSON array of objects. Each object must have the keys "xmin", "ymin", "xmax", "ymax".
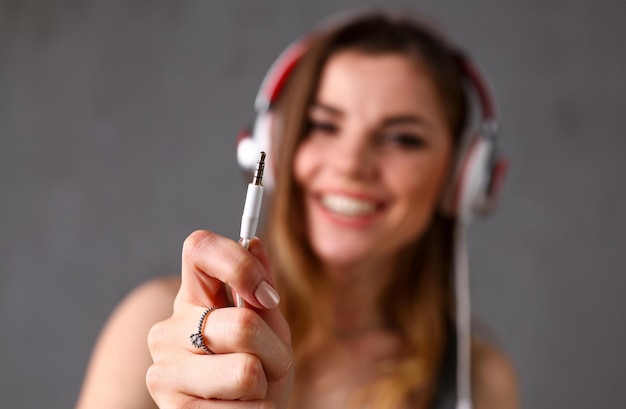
[{"xmin": 1, "ymin": 0, "xmax": 625, "ymax": 408}]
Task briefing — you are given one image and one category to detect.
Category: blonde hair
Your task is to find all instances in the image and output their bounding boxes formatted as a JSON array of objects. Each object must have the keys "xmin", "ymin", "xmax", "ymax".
[{"xmin": 264, "ymin": 11, "xmax": 467, "ymax": 408}]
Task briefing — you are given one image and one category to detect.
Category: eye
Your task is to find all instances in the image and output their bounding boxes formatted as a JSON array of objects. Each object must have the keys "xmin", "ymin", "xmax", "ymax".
[
  {"xmin": 380, "ymin": 132, "xmax": 426, "ymax": 149},
  {"xmin": 306, "ymin": 119, "xmax": 339, "ymax": 136}
]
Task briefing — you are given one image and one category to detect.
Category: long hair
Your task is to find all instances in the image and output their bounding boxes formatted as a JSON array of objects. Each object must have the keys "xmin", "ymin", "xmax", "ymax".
[{"xmin": 264, "ymin": 11, "xmax": 468, "ymax": 408}]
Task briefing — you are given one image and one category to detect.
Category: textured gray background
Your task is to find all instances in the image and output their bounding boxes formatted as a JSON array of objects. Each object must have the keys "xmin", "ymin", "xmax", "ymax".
[{"xmin": 1, "ymin": 1, "xmax": 625, "ymax": 408}]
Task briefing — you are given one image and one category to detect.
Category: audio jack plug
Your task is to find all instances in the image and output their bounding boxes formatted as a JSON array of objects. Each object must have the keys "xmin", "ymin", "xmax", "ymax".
[{"xmin": 234, "ymin": 152, "xmax": 266, "ymax": 307}]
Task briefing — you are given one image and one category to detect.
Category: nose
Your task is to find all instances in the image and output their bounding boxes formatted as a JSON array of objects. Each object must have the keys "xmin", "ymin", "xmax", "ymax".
[{"xmin": 328, "ymin": 128, "xmax": 377, "ymax": 180}]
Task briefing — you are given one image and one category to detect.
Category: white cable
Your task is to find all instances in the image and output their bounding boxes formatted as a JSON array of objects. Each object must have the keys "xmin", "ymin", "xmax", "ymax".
[{"xmin": 455, "ymin": 221, "xmax": 472, "ymax": 409}]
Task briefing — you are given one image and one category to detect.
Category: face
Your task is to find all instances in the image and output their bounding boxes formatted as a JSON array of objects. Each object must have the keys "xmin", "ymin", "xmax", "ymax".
[{"xmin": 293, "ymin": 50, "xmax": 454, "ymax": 273}]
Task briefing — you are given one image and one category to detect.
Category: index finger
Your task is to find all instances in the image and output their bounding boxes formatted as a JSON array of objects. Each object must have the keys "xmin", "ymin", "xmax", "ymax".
[{"xmin": 174, "ymin": 230, "xmax": 277, "ymax": 311}]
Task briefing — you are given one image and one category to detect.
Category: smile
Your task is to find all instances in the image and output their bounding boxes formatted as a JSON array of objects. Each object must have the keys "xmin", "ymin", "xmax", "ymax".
[{"xmin": 321, "ymin": 194, "xmax": 378, "ymax": 217}]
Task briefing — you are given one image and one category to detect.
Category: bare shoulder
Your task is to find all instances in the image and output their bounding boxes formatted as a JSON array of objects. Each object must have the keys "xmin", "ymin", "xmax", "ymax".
[
  {"xmin": 120, "ymin": 275, "xmax": 181, "ymax": 314},
  {"xmin": 104, "ymin": 275, "xmax": 181, "ymax": 333},
  {"xmin": 76, "ymin": 276, "xmax": 181, "ymax": 409},
  {"xmin": 471, "ymin": 338, "xmax": 520, "ymax": 409}
]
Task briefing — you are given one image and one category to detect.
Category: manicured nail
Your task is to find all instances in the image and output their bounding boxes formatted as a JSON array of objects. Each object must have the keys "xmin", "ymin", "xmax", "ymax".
[{"xmin": 254, "ymin": 281, "xmax": 280, "ymax": 309}]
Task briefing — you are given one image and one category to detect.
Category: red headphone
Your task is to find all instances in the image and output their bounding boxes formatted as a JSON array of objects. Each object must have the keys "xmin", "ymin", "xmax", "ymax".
[{"xmin": 236, "ymin": 20, "xmax": 508, "ymax": 221}]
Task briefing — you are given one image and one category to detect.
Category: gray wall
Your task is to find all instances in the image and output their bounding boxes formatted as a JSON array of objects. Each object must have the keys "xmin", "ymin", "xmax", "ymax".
[{"xmin": 1, "ymin": 1, "xmax": 625, "ymax": 408}]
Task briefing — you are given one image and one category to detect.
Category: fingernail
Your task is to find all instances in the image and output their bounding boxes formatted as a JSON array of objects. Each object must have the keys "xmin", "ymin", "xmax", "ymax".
[{"xmin": 254, "ymin": 281, "xmax": 280, "ymax": 309}]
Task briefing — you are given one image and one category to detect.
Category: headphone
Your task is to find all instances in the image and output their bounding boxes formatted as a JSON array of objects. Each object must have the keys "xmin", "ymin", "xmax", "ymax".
[{"xmin": 236, "ymin": 17, "xmax": 508, "ymax": 222}]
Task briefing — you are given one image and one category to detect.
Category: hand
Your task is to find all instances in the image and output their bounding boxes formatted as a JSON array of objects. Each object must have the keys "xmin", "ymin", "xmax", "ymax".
[{"xmin": 147, "ymin": 230, "xmax": 294, "ymax": 408}]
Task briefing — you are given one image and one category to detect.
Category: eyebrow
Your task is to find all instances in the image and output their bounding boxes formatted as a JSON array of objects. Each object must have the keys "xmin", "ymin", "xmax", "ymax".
[
  {"xmin": 310, "ymin": 102, "xmax": 433, "ymax": 129},
  {"xmin": 382, "ymin": 115, "xmax": 431, "ymax": 128},
  {"xmin": 309, "ymin": 102, "xmax": 342, "ymax": 117}
]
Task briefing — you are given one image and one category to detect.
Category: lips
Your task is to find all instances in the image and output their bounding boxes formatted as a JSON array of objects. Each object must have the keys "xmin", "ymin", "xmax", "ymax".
[{"xmin": 320, "ymin": 193, "xmax": 380, "ymax": 217}]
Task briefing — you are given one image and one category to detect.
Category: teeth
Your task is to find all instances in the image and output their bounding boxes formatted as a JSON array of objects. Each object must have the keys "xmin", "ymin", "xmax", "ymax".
[{"xmin": 321, "ymin": 194, "xmax": 376, "ymax": 216}]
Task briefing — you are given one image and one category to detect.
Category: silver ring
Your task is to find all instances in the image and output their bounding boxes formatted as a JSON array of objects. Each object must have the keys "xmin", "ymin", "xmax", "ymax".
[{"xmin": 189, "ymin": 306, "xmax": 217, "ymax": 354}]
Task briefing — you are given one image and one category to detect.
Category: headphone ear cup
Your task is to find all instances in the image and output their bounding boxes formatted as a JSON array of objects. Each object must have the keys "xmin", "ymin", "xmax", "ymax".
[
  {"xmin": 483, "ymin": 155, "xmax": 509, "ymax": 214},
  {"xmin": 444, "ymin": 136, "xmax": 496, "ymax": 221},
  {"xmin": 237, "ymin": 110, "xmax": 273, "ymax": 170},
  {"xmin": 237, "ymin": 128, "xmax": 259, "ymax": 171},
  {"xmin": 237, "ymin": 111, "xmax": 276, "ymax": 189}
]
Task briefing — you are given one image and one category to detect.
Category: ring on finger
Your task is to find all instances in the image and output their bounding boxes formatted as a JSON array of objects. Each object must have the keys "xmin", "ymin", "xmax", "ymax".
[{"xmin": 189, "ymin": 306, "xmax": 217, "ymax": 354}]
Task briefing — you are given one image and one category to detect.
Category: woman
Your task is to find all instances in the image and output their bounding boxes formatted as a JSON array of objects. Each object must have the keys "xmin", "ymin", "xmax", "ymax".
[{"xmin": 77, "ymin": 10, "xmax": 517, "ymax": 409}]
